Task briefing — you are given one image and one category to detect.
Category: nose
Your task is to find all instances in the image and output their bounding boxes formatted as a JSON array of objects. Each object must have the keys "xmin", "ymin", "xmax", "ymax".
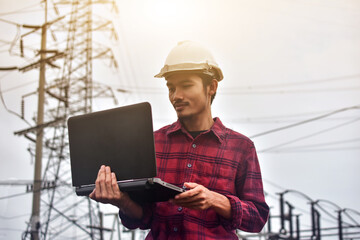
[{"xmin": 170, "ymin": 88, "xmax": 183, "ymax": 102}]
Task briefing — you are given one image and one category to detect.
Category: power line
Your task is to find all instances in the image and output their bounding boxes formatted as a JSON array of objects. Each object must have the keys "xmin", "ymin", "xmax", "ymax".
[
  {"xmin": 266, "ymin": 146, "xmax": 360, "ymax": 153},
  {"xmin": 262, "ymin": 137, "xmax": 360, "ymax": 153},
  {"xmin": 0, "ymin": 180, "xmax": 67, "ymax": 201},
  {"xmin": 264, "ymin": 178, "xmax": 287, "ymax": 191},
  {"xmin": 250, "ymin": 105, "xmax": 360, "ymax": 138},
  {"xmin": 89, "ymin": 73, "xmax": 360, "ymax": 96},
  {"xmin": 111, "ymin": 85, "xmax": 360, "ymax": 95},
  {"xmin": 0, "ymin": 227, "xmax": 24, "ymax": 233},
  {"xmin": 219, "ymin": 86, "xmax": 360, "ymax": 94},
  {"xmin": 0, "ymin": 4, "xmax": 75, "ymax": 18},
  {"xmin": 0, "ymin": 79, "xmax": 37, "ymax": 93},
  {"xmin": 0, "ymin": 2, "xmax": 42, "ymax": 17},
  {"xmin": 0, "ymin": 213, "xmax": 31, "ymax": 220},
  {"xmin": 0, "ymin": 71, "xmax": 32, "ymax": 125},
  {"xmin": 275, "ymin": 138, "xmax": 360, "ymax": 149},
  {"xmin": 220, "ymin": 107, "xmax": 360, "ymax": 124},
  {"xmin": 0, "ymin": 17, "xmax": 21, "ymax": 26},
  {"xmin": 0, "ymin": 190, "xmax": 31, "ymax": 201},
  {"xmin": 343, "ymin": 211, "xmax": 360, "ymax": 227},
  {"xmin": 228, "ymin": 74, "xmax": 360, "ymax": 90},
  {"xmin": 263, "ymin": 182, "xmax": 352, "ymax": 228},
  {"xmin": 228, "ymin": 116, "xmax": 359, "ymax": 126},
  {"xmin": 259, "ymin": 117, "xmax": 360, "ymax": 153}
]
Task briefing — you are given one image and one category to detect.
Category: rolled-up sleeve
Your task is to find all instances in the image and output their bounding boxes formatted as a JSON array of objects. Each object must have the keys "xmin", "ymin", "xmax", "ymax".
[
  {"xmin": 220, "ymin": 142, "xmax": 269, "ymax": 232},
  {"xmin": 119, "ymin": 204, "xmax": 153, "ymax": 230}
]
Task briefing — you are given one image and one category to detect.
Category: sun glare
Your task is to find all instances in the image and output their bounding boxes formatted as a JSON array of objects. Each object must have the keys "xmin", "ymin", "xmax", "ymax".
[{"xmin": 140, "ymin": 0, "xmax": 189, "ymax": 25}]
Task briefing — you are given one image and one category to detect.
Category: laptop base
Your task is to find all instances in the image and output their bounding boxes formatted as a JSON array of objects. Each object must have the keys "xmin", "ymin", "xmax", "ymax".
[{"xmin": 76, "ymin": 178, "xmax": 184, "ymax": 204}]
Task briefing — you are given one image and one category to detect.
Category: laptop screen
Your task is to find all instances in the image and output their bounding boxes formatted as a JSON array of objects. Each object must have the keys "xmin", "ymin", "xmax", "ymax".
[{"xmin": 68, "ymin": 102, "xmax": 157, "ymax": 187}]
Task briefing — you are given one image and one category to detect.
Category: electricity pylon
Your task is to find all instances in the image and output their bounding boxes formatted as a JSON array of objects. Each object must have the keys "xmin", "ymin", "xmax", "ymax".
[{"xmin": 4, "ymin": 0, "xmax": 120, "ymax": 239}]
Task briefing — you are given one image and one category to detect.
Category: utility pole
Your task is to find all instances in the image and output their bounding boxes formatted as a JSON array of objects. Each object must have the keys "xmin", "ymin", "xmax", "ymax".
[
  {"xmin": 31, "ymin": 1, "xmax": 47, "ymax": 239},
  {"xmin": 0, "ymin": 1, "xmax": 144, "ymax": 238}
]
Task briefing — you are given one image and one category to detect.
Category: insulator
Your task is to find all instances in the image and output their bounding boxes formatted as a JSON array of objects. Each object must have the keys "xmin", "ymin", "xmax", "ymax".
[
  {"xmin": 54, "ymin": 3, "xmax": 59, "ymax": 15},
  {"xmin": 20, "ymin": 38, "xmax": 24, "ymax": 57},
  {"xmin": 113, "ymin": 31, "xmax": 118, "ymax": 41},
  {"xmin": 21, "ymin": 98, "xmax": 24, "ymax": 119},
  {"xmin": 51, "ymin": 30, "xmax": 57, "ymax": 42}
]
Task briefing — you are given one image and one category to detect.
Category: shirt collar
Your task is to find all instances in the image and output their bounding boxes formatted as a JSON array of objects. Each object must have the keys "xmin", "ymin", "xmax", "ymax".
[{"xmin": 166, "ymin": 117, "xmax": 226, "ymax": 143}]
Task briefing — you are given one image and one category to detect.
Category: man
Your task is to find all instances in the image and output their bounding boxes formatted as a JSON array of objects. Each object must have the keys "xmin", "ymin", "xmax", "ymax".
[{"xmin": 90, "ymin": 41, "xmax": 269, "ymax": 239}]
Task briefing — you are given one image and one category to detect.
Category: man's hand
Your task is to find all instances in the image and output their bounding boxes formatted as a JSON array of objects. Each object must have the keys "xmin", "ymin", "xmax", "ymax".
[
  {"xmin": 171, "ymin": 182, "xmax": 213, "ymax": 210},
  {"xmin": 89, "ymin": 165, "xmax": 124, "ymax": 207},
  {"xmin": 89, "ymin": 165, "xmax": 143, "ymax": 219},
  {"xmin": 171, "ymin": 182, "xmax": 232, "ymax": 219}
]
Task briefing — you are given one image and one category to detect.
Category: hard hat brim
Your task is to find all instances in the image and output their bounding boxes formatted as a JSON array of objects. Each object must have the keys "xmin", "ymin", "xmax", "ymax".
[{"xmin": 154, "ymin": 62, "xmax": 223, "ymax": 81}]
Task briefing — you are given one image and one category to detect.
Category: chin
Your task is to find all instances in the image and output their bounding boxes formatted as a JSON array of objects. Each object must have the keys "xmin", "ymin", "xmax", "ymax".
[{"xmin": 177, "ymin": 112, "xmax": 193, "ymax": 120}]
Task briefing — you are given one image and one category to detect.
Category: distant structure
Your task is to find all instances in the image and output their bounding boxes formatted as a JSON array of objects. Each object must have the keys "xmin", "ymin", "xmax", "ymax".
[
  {"xmin": 3, "ymin": 0, "xmax": 119, "ymax": 239},
  {"xmin": 237, "ymin": 190, "xmax": 360, "ymax": 240}
]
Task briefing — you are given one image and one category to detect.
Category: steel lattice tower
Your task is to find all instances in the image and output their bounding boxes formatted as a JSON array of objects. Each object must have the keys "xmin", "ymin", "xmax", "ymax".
[{"xmin": 12, "ymin": 1, "xmax": 119, "ymax": 239}]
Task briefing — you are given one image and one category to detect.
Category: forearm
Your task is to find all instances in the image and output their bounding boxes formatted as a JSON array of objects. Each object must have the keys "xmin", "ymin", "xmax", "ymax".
[
  {"xmin": 117, "ymin": 194, "xmax": 143, "ymax": 220},
  {"xmin": 211, "ymin": 191, "xmax": 232, "ymax": 219}
]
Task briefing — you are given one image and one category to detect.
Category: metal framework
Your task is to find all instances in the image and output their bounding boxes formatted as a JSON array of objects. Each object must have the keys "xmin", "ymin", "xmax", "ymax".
[
  {"xmin": 10, "ymin": 1, "xmax": 119, "ymax": 239},
  {"xmin": 237, "ymin": 190, "xmax": 360, "ymax": 240}
]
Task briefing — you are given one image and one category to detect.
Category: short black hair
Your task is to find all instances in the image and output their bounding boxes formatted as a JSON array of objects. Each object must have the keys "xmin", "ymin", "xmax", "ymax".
[{"xmin": 199, "ymin": 73, "xmax": 217, "ymax": 104}]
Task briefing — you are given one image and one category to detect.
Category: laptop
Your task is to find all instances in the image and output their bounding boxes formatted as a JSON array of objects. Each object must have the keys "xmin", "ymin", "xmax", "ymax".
[{"xmin": 67, "ymin": 102, "xmax": 184, "ymax": 204}]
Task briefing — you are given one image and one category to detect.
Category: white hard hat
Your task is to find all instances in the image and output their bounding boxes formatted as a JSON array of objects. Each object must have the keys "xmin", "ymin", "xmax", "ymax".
[{"xmin": 155, "ymin": 41, "xmax": 223, "ymax": 81}]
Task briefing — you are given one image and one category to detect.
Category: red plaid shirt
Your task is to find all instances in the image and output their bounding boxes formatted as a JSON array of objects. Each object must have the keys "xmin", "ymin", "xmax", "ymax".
[{"xmin": 120, "ymin": 118, "xmax": 269, "ymax": 239}]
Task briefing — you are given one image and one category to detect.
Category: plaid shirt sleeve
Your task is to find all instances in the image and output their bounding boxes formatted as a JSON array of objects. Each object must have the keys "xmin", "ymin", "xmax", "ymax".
[
  {"xmin": 119, "ymin": 203, "xmax": 153, "ymax": 230},
  {"xmin": 219, "ymin": 143, "xmax": 269, "ymax": 232}
]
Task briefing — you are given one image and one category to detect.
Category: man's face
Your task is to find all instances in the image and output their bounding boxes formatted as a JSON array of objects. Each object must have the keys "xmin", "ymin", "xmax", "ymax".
[{"xmin": 166, "ymin": 73, "xmax": 211, "ymax": 120}]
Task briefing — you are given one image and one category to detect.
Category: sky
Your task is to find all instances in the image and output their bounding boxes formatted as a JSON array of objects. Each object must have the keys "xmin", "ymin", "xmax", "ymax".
[{"xmin": 0, "ymin": 0, "xmax": 359, "ymax": 239}]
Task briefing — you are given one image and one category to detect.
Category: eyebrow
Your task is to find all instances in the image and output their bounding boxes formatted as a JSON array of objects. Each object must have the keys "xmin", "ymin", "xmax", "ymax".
[
  {"xmin": 180, "ymin": 79, "xmax": 193, "ymax": 84},
  {"xmin": 166, "ymin": 79, "xmax": 194, "ymax": 87}
]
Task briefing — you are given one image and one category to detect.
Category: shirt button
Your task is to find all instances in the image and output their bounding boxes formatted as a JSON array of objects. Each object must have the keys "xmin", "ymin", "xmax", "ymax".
[
  {"xmin": 187, "ymin": 163, "xmax": 192, "ymax": 168},
  {"xmin": 178, "ymin": 207, "xmax": 183, "ymax": 212},
  {"xmin": 173, "ymin": 227, "xmax": 178, "ymax": 232},
  {"xmin": 192, "ymin": 143, "xmax": 196, "ymax": 148}
]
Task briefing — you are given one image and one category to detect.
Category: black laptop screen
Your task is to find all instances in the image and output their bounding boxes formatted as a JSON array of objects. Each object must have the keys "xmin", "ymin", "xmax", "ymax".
[{"xmin": 68, "ymin": 102, "xmax": 157, "ymax": 187}]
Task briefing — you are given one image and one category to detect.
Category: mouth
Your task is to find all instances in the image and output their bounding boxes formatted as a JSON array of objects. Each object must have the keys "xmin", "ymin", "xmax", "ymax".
[{"xmin": 173, "ymin": 102, "xmax": 189, "ymax": 111}]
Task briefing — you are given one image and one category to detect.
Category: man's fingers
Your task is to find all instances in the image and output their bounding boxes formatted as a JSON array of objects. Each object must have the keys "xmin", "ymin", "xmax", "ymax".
[
  {"xmin": 173, "ymin": 189, "xmax": 203, "ymax": 205},
  {"xmin": 105, "ymin": 166, "xmax": 114, "ymax": 196},
  {"xmin": 90, "ymin": 165, "xmax": 128, "ymax": 208},
  {"xmin": 175, "ymin": 185, "xmax": 201, "ymax": 200},
  {"xmin": 171, "ymin": 183, "xmax": 214, "ymax": 211},
  {"xmin": 89, "ymin": 189, "xmax": 95, "ymax": 199},
  {"xmin": 175, "ymin": 182, "xmax": 201, "ymax": 199},
  {"xmin": 184, "ymin": 182, "xmax": 198, "ymax": 189},
  {"xmin": 94, "ymin": 165, "xmax": 105, "ymax": 198},
  {"xmin": 111, "ymin": 172, "xmax": 121, "ymax": 196},
  {"xmin": 179, "ymin": 201, "xmax": 202, "ymax": 208},
  {"xmin": 174, "ymin": 198, "xmax": 199, "ymax": 206},
  {"xmin": 98, "ymin": 165, "xmax": 108, "ymax": 198},
  {"xmin": 97, "ymin": 165, "xmax": 105, "ymax": 177},
  {"xmin": 173, "ymin": 197, "xmax": 204, "ymax": 210}
]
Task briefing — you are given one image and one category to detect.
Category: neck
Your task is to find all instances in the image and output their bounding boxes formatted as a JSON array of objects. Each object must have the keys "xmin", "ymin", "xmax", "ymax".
[{"xmin": 180, "ymin": 112, "xmax": 214, "ymax": 132}]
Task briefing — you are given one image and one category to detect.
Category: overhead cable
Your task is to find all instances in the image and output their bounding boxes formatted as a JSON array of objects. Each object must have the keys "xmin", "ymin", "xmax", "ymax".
[
  {"xmin": 250, "ymin": 105, "xmax": 360, "ymax": 138},
  {"xmin": 258, "ymin": 117, "xmax": 360, "ymax": 153},
  {"xmin": 0, "ymin": 72, "xmax": 32, "ymax": 126},
  {"xmin": 0, "ymin": 2, "xmax": 41, "ymax": 17}
]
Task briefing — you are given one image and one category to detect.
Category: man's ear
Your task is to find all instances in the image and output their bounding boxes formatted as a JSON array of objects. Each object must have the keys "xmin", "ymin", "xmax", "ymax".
[{"xmin": 209, "ymin": 79, "xmax": 218, "ymax": 96}]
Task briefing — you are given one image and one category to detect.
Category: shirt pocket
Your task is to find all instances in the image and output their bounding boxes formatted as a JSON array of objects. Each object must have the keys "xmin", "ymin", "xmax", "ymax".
[{"xmin": 192, "ymin": 156, "xmax": 237, "ymax": 194}]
